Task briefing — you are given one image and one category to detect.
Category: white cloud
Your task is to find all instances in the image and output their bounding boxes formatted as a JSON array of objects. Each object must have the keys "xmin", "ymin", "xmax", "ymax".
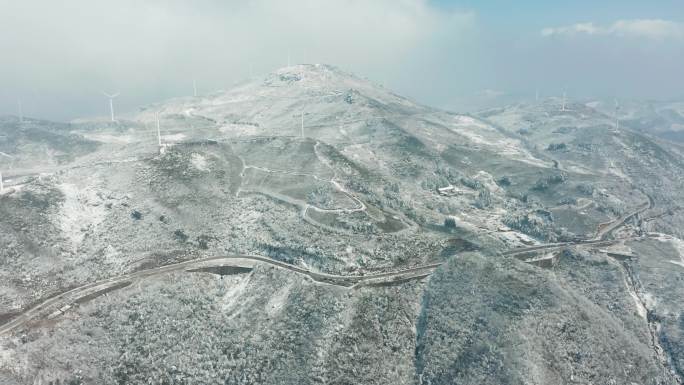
[
  {"xmin": 541, "ymin": 19, "xmax": 684, "ymax": 40},
  {"xmin": 0, "ymin": 0, "xmax": 476, "ymax": 119},
  {"xmin": 479, "ymin": 89, "xmax": 505, "ymax": 98}
]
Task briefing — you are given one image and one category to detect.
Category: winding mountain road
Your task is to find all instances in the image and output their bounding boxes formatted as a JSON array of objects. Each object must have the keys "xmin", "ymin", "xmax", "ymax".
[
  {"xmin": 0, "ymin": 193, "xmax": 654, "ymax": 337},
  {"xmin": 595, "ymin": 197, "xmax": 652, "ymax": 240},
  {"xmin": 0, "ymin": 255, "xmax": 441, "ymax": 337},
  {"xmin": 0, "ymin": 137, "xmax": 659, "ymax": 339}
]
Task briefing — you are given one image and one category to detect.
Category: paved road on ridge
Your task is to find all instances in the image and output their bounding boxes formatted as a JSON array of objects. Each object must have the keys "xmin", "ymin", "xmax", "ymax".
[{"xmin": 0, "ymin": 255, "xmax": 441, "ymax": 336}]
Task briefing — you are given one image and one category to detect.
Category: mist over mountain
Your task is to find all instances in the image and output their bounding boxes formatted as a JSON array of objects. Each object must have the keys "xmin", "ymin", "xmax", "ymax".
[{"xmin": 2, "ymin": 1, "xmax": 684, "ymax": 120}]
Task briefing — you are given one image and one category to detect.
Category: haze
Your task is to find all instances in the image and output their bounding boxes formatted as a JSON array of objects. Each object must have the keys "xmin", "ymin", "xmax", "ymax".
[{"xmin": 1, "ymin": 0, "xmax": 683, "ymax": 120}]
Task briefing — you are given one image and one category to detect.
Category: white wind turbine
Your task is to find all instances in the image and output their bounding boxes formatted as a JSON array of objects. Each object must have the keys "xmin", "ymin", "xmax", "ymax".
[
  {"xmin": 155, "ymin": 112, "xmax": 165, "ymax": 154},
  {"xmin": 102, "ymin": 91, "xmax": 120, "ymax": 122},
  {"xmin": 614, "ymin": 99, "xmax": 620, "ymax": 130},
  {"xmin": 193, "ymin": 79, "xmax": 198, "ymax": 97},
  {"xmin": 561, "ymin": 89, "xmax": 567, "ymax": 111}
]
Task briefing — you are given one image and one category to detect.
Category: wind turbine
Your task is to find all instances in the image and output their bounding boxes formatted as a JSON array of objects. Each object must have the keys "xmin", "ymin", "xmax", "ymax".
[
  {"xmin": 102, "ymin": 91, "xmax": 120, "ymax": 122},
  {"xmin": 301, "ymin": 110, "xmax": 304, "ymax": 138},
  {"xmin": 155, "ymin": 112, "xmax": 163, "ymax": 151},
  {"xmin": 561, "ymin": 90, "xmax": 567, "ymax": 111},
  {"xmin": 614, "ymin": 99, "xmax": 620, "ymax": 130},
  {"xmin": 193, "ymin": 79, "xmax": 198, "ymax": 97}
]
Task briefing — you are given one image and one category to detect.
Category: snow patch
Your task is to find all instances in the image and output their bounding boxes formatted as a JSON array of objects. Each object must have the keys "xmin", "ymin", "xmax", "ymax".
[
  {"xmin": 0, "ymin": 343, "xmax": 13, "ymax": 362},
  {"xmin": 55, "ymin": 183, "xmax": 107, "ymax": 249},
  {"xmin": 453, "ymin": 115, "xmax": 490, "ymax": 129},
  {"xmin": 82, "ymin": 133, "xmax": 134, "ymax": 144},
  {"xmin": 218, "ymin": 123, "xmax": 262, "ymax": 136},
  {"xmin": 162, "ymin": 133, "xmax": 186, "ymax": 142},
  {"xmin": 102, "ymin": 244, "xmax": 127, "ymax": 271},
  {"xmin": 642, "ymin": 292, "xmax": 657, "ymax": 311},
  {"xmin": 630, "ymin": 289, "xmax": 648, "ymax": 319},
  {"xmin": 265, "ymin": 282, "xmax": 292, "ymax": 317},
  {"xmin": 220, "ymin": 275, "xmax": 251, "ymax": 316},
  {"xmin": 191, "ymin": 153, "xmax": 209, "ymax": 171},
  {"xmin": 652, "ymin": 235, "xmax": 684, "ymax": 268},
  {"xmin": 447, "ymin": 119, "xmax": 549, "ymax": 168},
  {"xmin": 667, "ymin": 236, "xmax": 684, "ymax": 268}
]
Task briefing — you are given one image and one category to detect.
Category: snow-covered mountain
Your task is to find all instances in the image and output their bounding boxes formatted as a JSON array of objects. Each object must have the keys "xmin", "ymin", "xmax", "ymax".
[{"xmin": 1, "ymin": 64, "xmax": 683, "ymax": 385}]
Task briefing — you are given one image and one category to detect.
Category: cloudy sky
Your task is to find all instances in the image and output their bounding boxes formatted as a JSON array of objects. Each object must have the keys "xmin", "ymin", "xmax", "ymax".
[{"xmin": 1, "ymin": 0, "xmax": 683, "ymax": 120}]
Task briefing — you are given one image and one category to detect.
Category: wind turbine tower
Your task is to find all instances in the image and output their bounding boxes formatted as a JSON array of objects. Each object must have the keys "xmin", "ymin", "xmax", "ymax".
[
  {"xmin": 193, "ymin": 79, "xmax": 198, "ymax": 97},
  {"xmin": 561, "ymin": 90, "xmax": 567, "ymax": 111},
  {"xmin": 102, "ymin": 92, "xmax": 120, "ymax": 122},
  {"xmin": 155, "ymin": 112, "xmax": 163, "ymax": 151},
  {"xmin": 614, "ymin": 99, "xmax": 620, "ymax": 130}
]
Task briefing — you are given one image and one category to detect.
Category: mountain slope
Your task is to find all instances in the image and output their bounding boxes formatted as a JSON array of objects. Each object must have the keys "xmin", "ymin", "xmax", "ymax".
[{"xmin": 0, "ymin": 65, "xmax": 683, "ymax": 385}]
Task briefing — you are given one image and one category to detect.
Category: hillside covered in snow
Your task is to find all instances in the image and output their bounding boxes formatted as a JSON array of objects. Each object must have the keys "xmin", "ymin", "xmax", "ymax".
[{"xmin": 1, "ymin": 64, "xmax": 683, "ymax": 385}]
